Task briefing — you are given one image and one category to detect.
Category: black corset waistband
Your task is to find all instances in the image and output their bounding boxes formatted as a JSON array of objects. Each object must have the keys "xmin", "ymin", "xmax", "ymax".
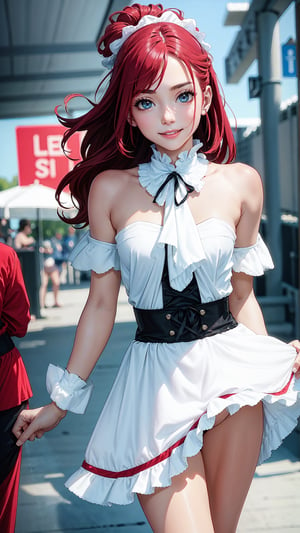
[{"xmin": 134, "ymin": 296, "xmax": 237, "ymax": 343}]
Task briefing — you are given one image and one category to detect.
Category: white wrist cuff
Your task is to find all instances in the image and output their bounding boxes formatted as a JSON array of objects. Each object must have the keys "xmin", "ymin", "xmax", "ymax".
[{"xmin": 46, "ymin": 364, "xmax": 93, "ymax": 414}]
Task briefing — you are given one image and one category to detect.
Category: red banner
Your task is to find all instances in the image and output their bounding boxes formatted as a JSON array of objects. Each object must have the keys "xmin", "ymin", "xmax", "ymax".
[{"xmin": 16, "ymin": 125, "xmax": 82, "ymax": 190}]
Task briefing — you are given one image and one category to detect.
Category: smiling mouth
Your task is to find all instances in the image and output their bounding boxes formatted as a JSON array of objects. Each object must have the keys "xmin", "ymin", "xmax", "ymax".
[{"xmin": 159, "ymin": 129, "xmax": 182, "ymax": 137}]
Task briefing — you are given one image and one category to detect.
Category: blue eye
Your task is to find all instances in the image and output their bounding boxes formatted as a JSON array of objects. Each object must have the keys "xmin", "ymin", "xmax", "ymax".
[
  {"xmin": 178, "ymin": 91, "xmax": 194, "ymax": 103},
  {"xmin": 134, "ymin": 99, "xmax": 153, "ymax": 110}
]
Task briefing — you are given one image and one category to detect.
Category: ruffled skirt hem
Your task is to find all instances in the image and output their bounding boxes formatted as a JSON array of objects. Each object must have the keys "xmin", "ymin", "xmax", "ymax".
[{"xmin": 65, "ymin": 378, "xmax": 300, "ymax": 506}]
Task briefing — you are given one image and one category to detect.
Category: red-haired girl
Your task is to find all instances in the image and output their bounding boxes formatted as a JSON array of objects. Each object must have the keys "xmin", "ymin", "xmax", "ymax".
[{"xmin": 13, "ymin": 4, "xmax": 300, "ymax": 532}]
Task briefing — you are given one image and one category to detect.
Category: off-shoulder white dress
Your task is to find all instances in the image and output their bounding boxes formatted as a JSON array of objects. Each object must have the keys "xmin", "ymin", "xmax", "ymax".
[{"xmin": 63, "ymin": 142, "xmax": 300, "ymax": 506}]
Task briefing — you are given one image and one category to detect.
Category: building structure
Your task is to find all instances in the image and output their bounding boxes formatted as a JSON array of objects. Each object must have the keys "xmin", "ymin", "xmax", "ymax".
[{"xmin": 224, "ymin": 0, "xmax": 299, "ymax": 337}]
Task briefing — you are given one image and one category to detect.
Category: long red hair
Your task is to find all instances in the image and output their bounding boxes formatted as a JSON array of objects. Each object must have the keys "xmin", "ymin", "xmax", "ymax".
[{"xmin": 56, "ymin": 3, "xmax": 236, "ymax": 226}]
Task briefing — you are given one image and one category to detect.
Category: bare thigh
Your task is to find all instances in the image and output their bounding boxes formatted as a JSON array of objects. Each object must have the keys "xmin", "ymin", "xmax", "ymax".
[
  {"xmin": 138, "ymin": 404, "xmax": 263, "ymax": 533},
  {"xmin": 49, "ymin": 268, "xmax": 60, "ymax": 287},
  {"xmin": 138, "ymin": 452, "xmax": 214, "ymax": 533},
  {"xmin": 202, "ymin": 402, "xmax": 264, "ymax": 533},
  {"xmin": 138, "ymin": 411, "xmax": 229, "ymax": 533},
  {"xmin": 40, "ymin": 271, "xmax": 49, "ymax": 288}
]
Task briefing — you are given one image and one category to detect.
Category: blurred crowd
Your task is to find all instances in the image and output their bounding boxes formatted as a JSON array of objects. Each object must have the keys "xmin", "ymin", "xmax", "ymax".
[{"xmin": 0, "ymin": 217, "xmax": 80, "ymax": 311}]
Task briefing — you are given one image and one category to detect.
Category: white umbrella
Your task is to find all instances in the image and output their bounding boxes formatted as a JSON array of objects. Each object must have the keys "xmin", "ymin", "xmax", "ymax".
[{"xmin": 0, "ymin": 183, "xmax": 75, "ymax": 221}]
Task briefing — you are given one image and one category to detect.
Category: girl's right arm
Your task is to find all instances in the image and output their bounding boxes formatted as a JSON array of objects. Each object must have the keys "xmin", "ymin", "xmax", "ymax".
[
  {"xmin": 13, "ymin": 172, "xmax": 122, "ymax": 445},
  {"xmin": 66, "ymin": 170, "xmax": 123, "ymax": 381},
  {"xmin": 13, "ymin": 267, "xmax": 121, "ymax": 446},
  {"xmin": 66, "ymin": 267, "xmax": 121, "ymax": 381}
]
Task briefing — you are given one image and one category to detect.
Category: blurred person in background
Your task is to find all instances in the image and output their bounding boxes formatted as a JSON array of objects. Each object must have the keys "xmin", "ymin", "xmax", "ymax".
[
  {"xmin": 0, "ymin": 228, "xmax": 5, "ymax": 244},
  {"xmin": 0, "ymin": 242, "xmax": 32, "ymax": 533},
  {"xmin": 63, "ymin": 226, "xmax": 77, "ymax": 258},
  {"xmin": 14, "ymin": 219, "xmax": 35, "ymax": 250},
  {"xmin": 51, "ymin": 231, "xmax": 65, "ymax": 269},
  {"xmin": 40, "ymin": 240, "xmax": 62, "ymax": 309},
  {"xmin": 62, "ymin": 226, "xmax": 80, "ymax": 284},
  {"xmin": 51, "ymin": 230, "xmax": 68, "ymax": 284},
  {"xmin": 0, "ymin": 218, "xmax": 13, "ymax": 246}
]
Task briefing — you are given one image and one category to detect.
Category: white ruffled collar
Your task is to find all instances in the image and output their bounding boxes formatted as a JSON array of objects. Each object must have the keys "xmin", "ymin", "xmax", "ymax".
[{"xmin": 138, "ymin": 140, "xmax": 209, "ymax": 291}]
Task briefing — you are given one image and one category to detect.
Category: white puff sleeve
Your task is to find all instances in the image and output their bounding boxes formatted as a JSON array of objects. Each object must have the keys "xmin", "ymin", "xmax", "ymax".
[
  {"xmin": 232, "ymin": 234, "xmax": 274, "ymax": 276},
  {"xmin": 69, "ymin": 232, "xmax": 120, "ymax": 273}
]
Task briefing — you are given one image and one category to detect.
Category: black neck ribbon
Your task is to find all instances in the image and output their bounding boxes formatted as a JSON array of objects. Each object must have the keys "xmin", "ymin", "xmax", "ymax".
[{"xmin": 153, "ymin": 171, "xmax": 195, "ymax": 206}]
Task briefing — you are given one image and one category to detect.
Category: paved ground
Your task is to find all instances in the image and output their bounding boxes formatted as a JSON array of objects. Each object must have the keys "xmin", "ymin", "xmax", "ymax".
[{"xmin": 14, "ymin": 282, "xmax": 300, "ymax": 533}]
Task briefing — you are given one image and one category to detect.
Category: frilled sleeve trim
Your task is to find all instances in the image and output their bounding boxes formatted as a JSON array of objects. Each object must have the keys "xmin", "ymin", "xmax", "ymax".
[
  {"xmin": 68, "ymin": 232, "xmax": 120, "ymax": 273},
  {"xmin": 232, "ymin": 234, "xmax": 274, "ymax": 276}
]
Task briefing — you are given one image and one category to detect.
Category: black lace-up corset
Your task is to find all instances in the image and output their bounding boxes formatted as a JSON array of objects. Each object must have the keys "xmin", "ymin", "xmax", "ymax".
[{"xmin": 134, "ymin": 248, "xmax": 237, "ymax": 343}]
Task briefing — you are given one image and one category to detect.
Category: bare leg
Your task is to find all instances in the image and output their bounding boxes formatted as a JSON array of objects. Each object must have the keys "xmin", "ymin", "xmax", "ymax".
[
  {"xmin": 138, "ymin": 405, "xmax": 263, "ymax": 533},
  {"xmin": 39, "ymin": 271, "xmax": 49, "ymax": 308},
  {"xmin": 49, "ymin": 269, "xmax": 61, "ymax": 306},
  {"xmin": 202, "ymin": 402, "xmax": 264, "ymax": 533},
  {"xmin": 138, "ymin": 453, "xmax": 214, "ymax": 533}
]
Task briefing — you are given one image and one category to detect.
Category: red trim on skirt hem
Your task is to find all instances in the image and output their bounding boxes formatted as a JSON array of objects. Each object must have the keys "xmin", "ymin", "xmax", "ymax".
[{"xmin": 81, "ymin": 373, "xmax": 294, "ymax": 479}]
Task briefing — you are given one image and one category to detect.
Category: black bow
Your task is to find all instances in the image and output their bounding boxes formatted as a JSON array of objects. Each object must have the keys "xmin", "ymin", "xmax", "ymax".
[{"xmin": 153, "ymin": 171, "xmax": 195, "ymax": 206}]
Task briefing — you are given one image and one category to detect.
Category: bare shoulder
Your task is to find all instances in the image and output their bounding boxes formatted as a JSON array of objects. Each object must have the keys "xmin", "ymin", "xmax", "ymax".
[
  {"xmin": 224, "ymin": 163, "xmax": 263, "ymax": 245},
  {"xmin": 222, "ymin": 162, "xmax": 263, "ymax": 197},
  {"xmin": 90, "ymin": 168, "xmax": 136, "ymax": 198},
  {"xmin": 207, "ymin": 161, "xmax": 263, "ymax": 208},
  {"xmin": 222, "ymin": 162, "xmax": 263, "ymax": 219},
  {"xmin": 88, "ymin": 168, "xmax": 137, "ymax": 242}
]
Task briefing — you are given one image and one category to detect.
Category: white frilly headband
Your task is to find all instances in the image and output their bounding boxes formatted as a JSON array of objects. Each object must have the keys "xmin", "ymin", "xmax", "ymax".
[{"xmin": 102, "ymin": 10, "xmax": 211, "ymax": 69}]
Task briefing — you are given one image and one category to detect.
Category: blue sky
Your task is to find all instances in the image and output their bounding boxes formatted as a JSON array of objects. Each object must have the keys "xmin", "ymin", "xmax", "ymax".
[{"xmin": 0, "ymin": 0, "xmax": 297, "ymax": 182}]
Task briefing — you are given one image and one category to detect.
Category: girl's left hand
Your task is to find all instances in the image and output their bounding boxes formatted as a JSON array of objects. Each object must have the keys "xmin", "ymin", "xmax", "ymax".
[{"xmin": 290, "ymin": 339, "xmax": 300, "ymax": 379}]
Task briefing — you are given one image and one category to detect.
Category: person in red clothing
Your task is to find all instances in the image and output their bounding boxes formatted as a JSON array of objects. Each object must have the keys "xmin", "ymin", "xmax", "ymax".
[{"xmin": 0, "ymin": 243, "xmax": 32, "ymax": 533}]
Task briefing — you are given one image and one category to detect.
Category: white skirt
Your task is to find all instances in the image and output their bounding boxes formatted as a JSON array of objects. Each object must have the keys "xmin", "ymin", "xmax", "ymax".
[{"xmin": 65, "ymin": 323, "xmax": 300, "ymax": 506}]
